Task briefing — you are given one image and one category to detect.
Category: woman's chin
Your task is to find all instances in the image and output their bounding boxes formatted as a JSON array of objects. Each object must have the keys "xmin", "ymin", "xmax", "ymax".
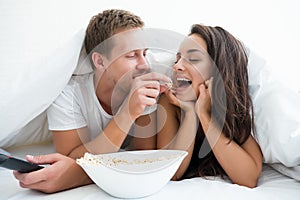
[{"xmin": 175, "ymin": 86, "xmax": 197, "ymax": 102}]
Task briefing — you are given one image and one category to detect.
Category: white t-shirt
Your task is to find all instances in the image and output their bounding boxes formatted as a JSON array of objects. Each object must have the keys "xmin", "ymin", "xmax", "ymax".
[{"xmin": 47, "ymin": 73, "xmax": 156, "ymax": 141}]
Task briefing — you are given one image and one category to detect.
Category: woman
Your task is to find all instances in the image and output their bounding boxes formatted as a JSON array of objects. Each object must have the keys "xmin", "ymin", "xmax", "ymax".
[{"xmin": 157, "ymin": 24, "xmax": 263, "ymax": 188}]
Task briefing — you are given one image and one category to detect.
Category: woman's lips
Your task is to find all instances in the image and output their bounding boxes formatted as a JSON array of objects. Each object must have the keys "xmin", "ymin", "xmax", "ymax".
[{"xmin": 175, "ymin": 77, "xmax": 192, "ymax": 89}]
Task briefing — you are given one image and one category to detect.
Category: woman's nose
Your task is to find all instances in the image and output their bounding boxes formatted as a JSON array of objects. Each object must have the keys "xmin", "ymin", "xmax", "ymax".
[{"xmin": 173, "ymin": 58, "xmax": 185, "ymax": 72}]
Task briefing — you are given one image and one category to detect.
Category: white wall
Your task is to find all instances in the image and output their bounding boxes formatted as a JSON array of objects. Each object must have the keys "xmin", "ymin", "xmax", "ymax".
[{"xmin": 1, "ymin": 0, "xmax": 300, "ymax": 90}]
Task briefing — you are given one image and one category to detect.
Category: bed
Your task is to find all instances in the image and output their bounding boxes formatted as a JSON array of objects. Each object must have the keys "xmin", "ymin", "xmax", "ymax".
[
  {"xmin": 1, "ymin": 0, "xmax": 300, "ymax": 199},
  {"xmin": 0, "ymin": 142, "xmax": 299, "ymax": 200}
]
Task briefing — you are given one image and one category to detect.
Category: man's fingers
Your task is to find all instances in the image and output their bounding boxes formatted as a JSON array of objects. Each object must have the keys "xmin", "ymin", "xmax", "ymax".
[
  {"xmin": 159, "ymin": 84, "xmax": 168, "ymax": 93},
  {"xmin": 26, "ymin": 153, "xmax": 63, "ymax": 165},
  {"xmin": 132, "ymin": 80, "xmax": 160, "ymax": 91},
  {"xmin": 13, "ymin": 154, "xmax": 60, "ymax": 185},
  {"xmin": 135, "ymin": 72, "xmax": 171, "ymax": 83},
  {"xmin": 19, "ymin": 180, "xmax": 54, "ymax": 193},
  {"xmin": 13, "ymin": 168, "xmax": 47, "ymax": 185}
]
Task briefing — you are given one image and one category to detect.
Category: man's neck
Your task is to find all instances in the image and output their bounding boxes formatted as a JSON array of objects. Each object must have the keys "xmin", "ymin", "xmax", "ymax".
[{"xmin": 94, "ymin": 73, "xmax": 127, "ymax": 115}]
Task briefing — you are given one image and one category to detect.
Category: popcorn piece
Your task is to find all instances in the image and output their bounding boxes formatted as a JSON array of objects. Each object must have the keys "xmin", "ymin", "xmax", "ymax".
[{"xmin": 165, "ymin": 81, "xmax": 173, "ymax": 90}]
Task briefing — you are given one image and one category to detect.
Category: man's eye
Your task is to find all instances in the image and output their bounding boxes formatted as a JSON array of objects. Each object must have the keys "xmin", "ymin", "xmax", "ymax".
[
  {"xmin": 143, "ymin": 50, "xmax": 148, "ymax": 57},
  {"xmin": 126, "ymin": 53, "xmax": 136, "ymax": 58}
]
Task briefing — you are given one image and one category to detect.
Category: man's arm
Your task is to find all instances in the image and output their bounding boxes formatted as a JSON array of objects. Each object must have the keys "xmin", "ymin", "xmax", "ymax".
[
  {"xmin": 132, "ymin": 112, "xmax": 157, "ymax": 150},
  {"xmin": 53, "ymin": 110, "xmax": 135, "ymax": 159},
  {"xmin": 53, "ymin": 72, "xmax": 170, "ymax": 158}
]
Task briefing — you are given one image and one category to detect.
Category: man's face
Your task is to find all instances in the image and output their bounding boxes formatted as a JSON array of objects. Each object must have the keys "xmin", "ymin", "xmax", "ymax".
[
  {"xmin": 105, "ymin": 48, "xmax": 149, "ymax": 91},
  {"xmin": 100, "ymin": 28, "xmax": 149, "ymax": 92}
]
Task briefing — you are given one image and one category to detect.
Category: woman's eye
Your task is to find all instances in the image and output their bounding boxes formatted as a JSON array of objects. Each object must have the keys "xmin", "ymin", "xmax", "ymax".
[{"xmin": 189, "ymin": 58, "xmax": 201, "ymax": 63}]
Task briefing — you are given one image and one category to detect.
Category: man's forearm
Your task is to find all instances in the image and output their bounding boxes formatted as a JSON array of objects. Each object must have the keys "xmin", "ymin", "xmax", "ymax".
[{"xmin": 69, "ymin": 112, "xmax": 135, "ymax": 157}]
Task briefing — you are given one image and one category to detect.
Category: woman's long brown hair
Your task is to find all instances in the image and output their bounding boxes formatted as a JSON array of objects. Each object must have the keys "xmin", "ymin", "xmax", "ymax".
[{"xmin": 183, "ymin": 24, "xmax": 255, "ymax": 179}]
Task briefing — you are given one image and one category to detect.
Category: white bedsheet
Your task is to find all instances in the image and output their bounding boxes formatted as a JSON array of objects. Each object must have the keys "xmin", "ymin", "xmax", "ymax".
[{"xmin": 1, "ymin": 143, "xmax": 299, "ymax": 200}]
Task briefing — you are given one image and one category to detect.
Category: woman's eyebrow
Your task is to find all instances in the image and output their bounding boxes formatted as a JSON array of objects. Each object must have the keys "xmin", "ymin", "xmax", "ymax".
[{"xmin": 187, "ymin": 49, "xmax": 204, "ymax": 54}]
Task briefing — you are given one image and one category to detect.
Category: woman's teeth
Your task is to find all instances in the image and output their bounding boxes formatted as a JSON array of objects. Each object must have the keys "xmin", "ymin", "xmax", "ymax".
[{"xmin": 177, "ymin": 78, "xmax": 192, "ymax": 87}]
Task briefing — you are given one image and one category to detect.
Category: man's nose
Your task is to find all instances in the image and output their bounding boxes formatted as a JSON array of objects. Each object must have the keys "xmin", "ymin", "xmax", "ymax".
[
  {"xmin": 140, "ymin": 54, "xmax": 148, "ymax": 65},
  {"xmin": 137, "ymin": 55, "xmax": 150, "ymax": 71}
]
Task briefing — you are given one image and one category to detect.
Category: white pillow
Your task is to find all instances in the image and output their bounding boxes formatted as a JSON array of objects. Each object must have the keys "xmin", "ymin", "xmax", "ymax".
[
  {"xmin": 248, "ymin": 49, "xmax": 300, "ymax": 167},
  {"xmin": 0, "ymin": 29, "xmax": 85, "ymax": 148},
  {"xmin": 270, "ymin": 163, "xmax": 300, "ymax": 181},
  {"xmin": 0, "ymin": 111, "xmax": 51, "ymax": 149}
]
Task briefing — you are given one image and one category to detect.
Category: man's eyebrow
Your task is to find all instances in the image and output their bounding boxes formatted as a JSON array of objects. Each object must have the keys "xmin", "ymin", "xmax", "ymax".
[{"xmin": 130, "ymin": 48, "xmax": 148, "ymax": 52}]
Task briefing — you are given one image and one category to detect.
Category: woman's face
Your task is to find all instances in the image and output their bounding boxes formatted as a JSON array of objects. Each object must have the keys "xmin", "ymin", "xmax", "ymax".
[{"xmin": 173, "ymin": 34, "xmax": 212, "ymax": 101}]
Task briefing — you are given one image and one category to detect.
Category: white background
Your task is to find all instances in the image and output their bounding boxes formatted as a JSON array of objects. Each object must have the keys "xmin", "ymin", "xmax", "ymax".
[{"xmin": 1, "ymin": 0, "xmax": 300, "ymax": 90}]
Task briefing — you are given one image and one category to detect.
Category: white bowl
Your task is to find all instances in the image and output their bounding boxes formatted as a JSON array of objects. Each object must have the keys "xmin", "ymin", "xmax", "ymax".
[{"xmin": 76, "ymin": 150, "xmax": 188, "ymax": 199}]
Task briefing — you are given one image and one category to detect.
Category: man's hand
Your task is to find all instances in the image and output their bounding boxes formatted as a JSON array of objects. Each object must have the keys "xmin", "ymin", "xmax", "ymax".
[
  {"xmin": 13, "ymin": 153, "xmax": 92, "ymax": 193},
  {"xmin": 121, "ymin": 72, "xmax": 171, "ymax": 120}
]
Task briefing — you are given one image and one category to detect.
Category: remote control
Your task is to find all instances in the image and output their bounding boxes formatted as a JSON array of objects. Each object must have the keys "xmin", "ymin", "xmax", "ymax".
[{"xmin": 0, "ymin": 153, "xmax": 44, "ymax": 173}]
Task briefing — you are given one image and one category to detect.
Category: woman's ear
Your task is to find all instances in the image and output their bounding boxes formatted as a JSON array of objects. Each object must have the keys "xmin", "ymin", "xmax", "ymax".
[{"xmin": 92, "ymin": 52, "xmax": 105, "ymax": 70}]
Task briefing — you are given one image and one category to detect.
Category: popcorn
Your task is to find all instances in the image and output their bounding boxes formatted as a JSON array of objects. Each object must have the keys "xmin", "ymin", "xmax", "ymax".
[
  {"xmin": 76, "ymin": 152, "xmax": 179, "ymax": 167},
  {"xmin": 164, "ymin": 81, "xmax": 173, "ymax": 90},
  {"xmin": 76, "ymin": 153, "xmax": 101, "ymax": 166}
]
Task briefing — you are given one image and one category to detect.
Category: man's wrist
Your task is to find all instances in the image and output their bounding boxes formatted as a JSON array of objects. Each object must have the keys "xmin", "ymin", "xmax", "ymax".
[{"xmin": 114, "ymin": 110, "xmax": 136, "ymax": 133}]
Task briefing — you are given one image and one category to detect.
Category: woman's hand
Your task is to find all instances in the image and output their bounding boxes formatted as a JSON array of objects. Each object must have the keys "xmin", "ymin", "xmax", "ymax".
[
  {"xmin": 13, "ymin": 153, "xmax": 92, "ymax": 193},
  {"xmin": 163, "ymin": 88, "xmax": 195, "ymax": 113},
  {"xmin": 195, "ymin": 77, "xmax": 213, "ymax": 120}
]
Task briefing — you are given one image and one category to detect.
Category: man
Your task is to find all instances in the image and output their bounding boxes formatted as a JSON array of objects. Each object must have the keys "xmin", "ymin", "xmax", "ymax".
[{"xmin": 13, "ymin": 9, "xmax": 170, "ymax": 193}]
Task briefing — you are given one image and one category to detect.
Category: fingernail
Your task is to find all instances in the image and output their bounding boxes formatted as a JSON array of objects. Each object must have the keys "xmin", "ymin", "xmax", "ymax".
[{"xmin": 26, "ymin": 155, "xmax": 34, "ymax": 160}]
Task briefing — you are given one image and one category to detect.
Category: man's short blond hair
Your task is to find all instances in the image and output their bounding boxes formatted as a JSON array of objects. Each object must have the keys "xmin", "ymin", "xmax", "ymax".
[{"xmin": 84, "ymin": 9, "xmax": 144, "ymax": 55}]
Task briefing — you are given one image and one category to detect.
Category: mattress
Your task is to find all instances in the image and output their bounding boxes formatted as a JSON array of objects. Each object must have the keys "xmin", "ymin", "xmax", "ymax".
[{"xmin": 1, "ymin": 142, "xmax": 299, "ymax": 200}]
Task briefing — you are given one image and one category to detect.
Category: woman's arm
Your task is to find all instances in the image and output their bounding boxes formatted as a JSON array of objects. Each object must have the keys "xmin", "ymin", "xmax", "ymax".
[
  {"xmin": 197, "ymin": 80, "xmax": 262, "ymax": 188},
  {"xmin": 200, "ymin": 115, "xmax": 262, "ymax": 188},
  {"xmin": 157, "ymin": 94, "xmax": 198, "ymax": 180}
]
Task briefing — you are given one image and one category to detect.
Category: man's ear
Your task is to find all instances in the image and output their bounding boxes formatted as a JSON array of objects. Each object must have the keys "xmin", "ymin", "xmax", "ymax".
[{"xmin": 92, "ymin": 52, "xmax": 105, "ymax": 69}]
